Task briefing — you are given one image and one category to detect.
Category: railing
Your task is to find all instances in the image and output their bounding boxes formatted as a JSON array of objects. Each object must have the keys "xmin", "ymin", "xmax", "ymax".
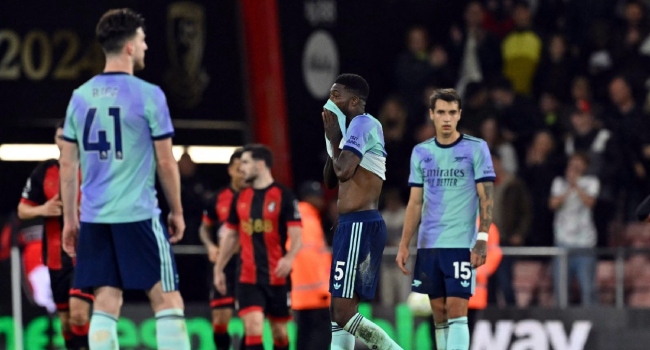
[
  {"xmin": 171, "ymin": 245, "xmax": 650, "ymax": 310},
  {"xmin": 7, "ymin": 244, "xmax": 649, "ymax": 347}
]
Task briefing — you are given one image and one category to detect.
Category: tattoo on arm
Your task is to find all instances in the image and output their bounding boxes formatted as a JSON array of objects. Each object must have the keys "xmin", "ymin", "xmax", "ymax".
[{"xmin": 479, "ymin": 182, "xmax": 494, "ymax": 233}]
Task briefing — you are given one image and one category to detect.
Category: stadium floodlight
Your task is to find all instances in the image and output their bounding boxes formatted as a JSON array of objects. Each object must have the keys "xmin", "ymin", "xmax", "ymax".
[
  {"xmin": 0, "ymin": 144, "xmax": 61, "ymax": 161},
  {"xmin": 0, "ymin": 144, "xmax": 240, "ymax": 164}
]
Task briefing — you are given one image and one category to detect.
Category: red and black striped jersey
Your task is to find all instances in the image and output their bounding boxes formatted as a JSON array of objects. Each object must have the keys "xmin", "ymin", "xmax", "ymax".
[
  {"xmin": 202, "ymin": 186, "xmax": 237, "ymax": 244},
  {"xmin": 20, "ymin": 159, "xmax": 70, "ymax": 271},
  {"xmin": 225, "ymin": 183, "xmax": 302, "ymax": 286}
]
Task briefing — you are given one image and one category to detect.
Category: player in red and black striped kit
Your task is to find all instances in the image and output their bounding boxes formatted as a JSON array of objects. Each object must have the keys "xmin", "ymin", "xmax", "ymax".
[
  {"xmin": 214, "ymin": 144, "xmax": 302, "ymax": 350},
  {"xmin": 199, "ymin": 148, "xmax": 247, "ymax": 350},
  {"xmin": 17, "ymin": 123, "xmax": 93, "ymax": 350}
]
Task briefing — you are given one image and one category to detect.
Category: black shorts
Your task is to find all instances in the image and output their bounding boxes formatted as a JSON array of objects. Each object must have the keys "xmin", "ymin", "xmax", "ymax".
[
  {"xmin": 49, "ymin": 267, "xmax": 93, "ymax": 311},
  {"xmin": 210, "ymin": 254, "xmax": 239, "ymax": 309},
  {"xmin": 237, "ymin": 283, "xmax": 291, "ymax": 321}
]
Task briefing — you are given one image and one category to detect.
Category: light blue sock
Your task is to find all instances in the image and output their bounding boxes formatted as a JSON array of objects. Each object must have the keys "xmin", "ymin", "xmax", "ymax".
[
  {"xmin": 434, "ymin": 321, "xmax": 449, "ymax": 350},
  {"xmin": 447, "ymin": 317, "xmax": 469, "ymax": 350},
  {"xmin": 156, "ymin": 308, "xmax": 190, "ymax": 350},
  {"xmin": 89, "ymin": 311, "xmax": 118, "ymax": 350},
  {"xmin": 344, "ymin": 313, "xmax": 402, "ymax": 349},
  {"xmin": 331, "ymin": 322, "xmax": 355, "ymax": 350}
]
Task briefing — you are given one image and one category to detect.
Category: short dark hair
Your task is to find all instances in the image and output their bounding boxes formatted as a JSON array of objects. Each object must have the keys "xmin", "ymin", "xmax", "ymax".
[
  {"xmin": 243, "ymin": 144, "xmax": 273, "ymax": 168},
  {"xmin": 335, "ymin": 74, "xmax": 370, "ymax": 101},
  {"xmin": 96, "ymin": 8, "xmax": 145, "ymax": 54},
  {"xmin": 229, "ymin": 147, "xmax": 244, "ymax": 166},
  {"xmin": 429, "ymin": 88, "xmax": 462, "ymax": 110}
]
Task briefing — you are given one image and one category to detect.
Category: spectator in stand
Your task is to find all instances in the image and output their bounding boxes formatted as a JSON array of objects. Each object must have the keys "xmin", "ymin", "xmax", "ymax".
[
  {"xmin": 396, "ymin": 26, "xmax": 433, "ymax": 117},
  {"xmin": 479, "ymin": 117, "xmax": 518, "ymax": 174},
  {"xmin": 570, "ymin": 76, "xmax": 604, "ymax": 119},
  {"xmin": 449, "ymin": 1, "xmax": 502, "ymax": 97},
  {"xmin": 564, "ymin": 100, "xmax": 622, "ymax": 248},
  {"xmin": 549, "ymin": 152, "xmax": 600, "ymax": 306},
  {"xmin": 482, "ymin": 0, "xmax": 515, "ymax": 39},
  {"xmin": 612, "ymin": 0, "xmax": 650, "ymax": 85},
  {"xmin": 427, "ymin": 45, "xmax": 457, "ymax": 89},
  {"xmin": 490, "ymin": 77, "xmax": 540, "ymax": 162},
  {"xmin": 534, "ymin": 33, "xmax": 578, "ymax": 101},
  {"xmin": 538, "ymin": 91, "xmax": 572, "ymax": 141},
  {"xmin": 607, "ymin": 76, "xmax": 650, "ymax": 219},
  {"xmin": 378, "ymin": 96, "xmax": 413, "ymax": 193},
  {"xmin": 458, "ymin": 82, "xmax": 498, "ymax": 136},
  {"xmin": 520, "ymin": 130, "xmax": 563, "ymax": 247},
  {"xmin": 501, "ymin": 1, "xmax": 542, "ymax": 96}
]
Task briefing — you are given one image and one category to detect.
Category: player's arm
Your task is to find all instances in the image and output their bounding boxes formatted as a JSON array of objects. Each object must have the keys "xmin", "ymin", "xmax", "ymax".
[
  {"xmin": 154, "ymin": 138, "xmax": 185, "ymax": 243},
  {"xmin": 474, "ymin": 181, "xmax": 494, "ymax": 267},
  {"xmin": 18, "ymin": 163, "xmax": 62, "ymax": 220},
  {"xmin": 148, "ymin": 87, "xmax": 184, "ymax": 242},
  {"xmin": 215, "ymin": 224, "xmax": 239, "ymax": 271},
  {"xmin": 59, "ymin": 140, "xmax": 80, "ymax": 257},
  {"xmin": 199, "ymin": 221, "xmax": 215, "ymax": 247},
  {"xmin": 472, "ymin": 142, "xmax": 495, "ymax": 268},
  {"xmin": 322, "ymin": 110, "xmax": 366, "ymax": 182},
  {"xmin": 275, "ymin": 194, "xmax": 302, "ymax": 277},
  {"xmin": 396, "ymin": 187, "xmax": 423, "ymax": 274},
  {"xmin": 215, "ymin": 195, "xmax": 241, "ymax": 272},
  {"xmin": 60, "ymin": 142, "xmax": 80, "ymax": 227},
  {"xmin": 200, "ymin": 195, "xmax": 220, "ymax": 261},
  {"xmin": 284, "ymin": 226, "xmax": 302, "ymax": 261},
  {"xmin": 330, "ymin": 148, "xmax": 361, "ymax": 182},
  {"xmin": 397, "ymin": 147, "xmax": 425, "ymax": 274}
]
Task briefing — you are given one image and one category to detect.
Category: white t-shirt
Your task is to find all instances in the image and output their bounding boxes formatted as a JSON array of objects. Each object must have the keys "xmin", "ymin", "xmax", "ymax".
[{"xmin": 551, "ymin": 175, "xmax": 600, "ymax": 247}]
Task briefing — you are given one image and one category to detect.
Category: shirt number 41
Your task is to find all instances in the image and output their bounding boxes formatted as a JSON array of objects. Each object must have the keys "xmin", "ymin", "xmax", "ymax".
[{"xmin": 82, "ymin": 107, "xmax": 123, "ymax": 160}]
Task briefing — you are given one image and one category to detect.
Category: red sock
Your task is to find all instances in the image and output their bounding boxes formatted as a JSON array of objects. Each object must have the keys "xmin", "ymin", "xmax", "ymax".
[
  {"xmin": 245, "ymin": 335, "xmax": 263, "ymax": 345},
  {"xmin": 213, "ymin": 323, "xmax": 229, "ymax": 334},
  {"xmin": 71, "ymin": 323, "xmax": 90, "ymax": 336},
  {"xmin": 273, "ymin": 336, "xmax": 289, "ymax": 350}
]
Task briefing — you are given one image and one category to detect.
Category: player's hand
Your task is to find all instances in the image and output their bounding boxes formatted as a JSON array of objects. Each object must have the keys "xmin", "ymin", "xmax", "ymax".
[
  {"xmin": 167, "ymin": 212, "xmax": 185, "ymax": 244},
  {"xmin": 214, "ymin": 267, "xmax": 227, "ymax": 295},
  {"xmin": 40, "ymin": 194, "xmax": 63, "ymax": 217},
  {"xmin": 207, "ymin": 244, "xmax": 219, "ymax": 263},
  {"xmin": 396, "ymin": 245, "xmax": 410, "ymax": 275},
  {"xmin": 471, "ymin": 240, "xmax": 487, "ymax": 268},
  {"xmin": 322, "ymin": 109, "xmax": 343, "ymax": 143},
  {"xmin": 62, "ymin": 220, "xmax": 79, "ymax": 258},
  {"xmin": 274, "ymin": 256, "xmax": 293, "ymax": 278}
]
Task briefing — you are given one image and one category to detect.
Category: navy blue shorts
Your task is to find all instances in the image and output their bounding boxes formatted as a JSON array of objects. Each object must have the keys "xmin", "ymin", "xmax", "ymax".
[
  {"xmin": 411, "ymin": 248, "xmax": 476, "ymax": 300},
  {"xmin": 73, "ymin": 217, "xmax": 179, "ymax": 292},
  {"xmin": 329, "ymin": 210, "xmax": 386, "ymax": 301}
]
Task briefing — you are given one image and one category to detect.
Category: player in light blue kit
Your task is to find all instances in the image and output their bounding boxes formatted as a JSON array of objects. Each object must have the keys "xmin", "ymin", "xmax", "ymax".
[
  {"xmin": 59, "ymin": 9, "xmax": 190, "ymax": 350},
  {"xmin": 396, "ymin": 89, "xmax": 494, "ymax": 350},
  {"xmin": 323, "ymin": 74, "xmax": 402, "ymax": 350}
]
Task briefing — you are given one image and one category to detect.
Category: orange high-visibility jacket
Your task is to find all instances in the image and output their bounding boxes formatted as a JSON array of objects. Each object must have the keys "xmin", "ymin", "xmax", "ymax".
[
  {"xmin": 468, "ymin": 221, "xmax": 502, "ymax": 310},
  {"xmin": 288, "ymin": 202, "xmax": 332, "ymax": 310}
]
